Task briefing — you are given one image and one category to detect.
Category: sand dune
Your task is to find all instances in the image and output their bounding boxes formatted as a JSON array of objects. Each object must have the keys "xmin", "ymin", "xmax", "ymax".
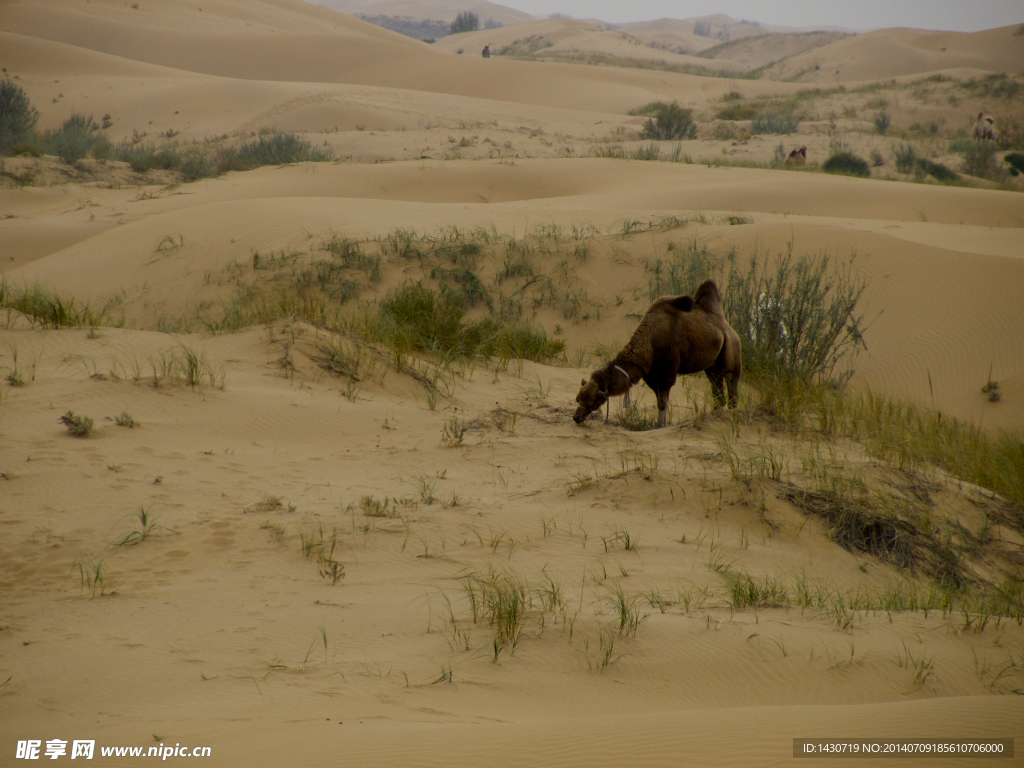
[
  {"xmin": 2, "ymin": 1, "xmax": 1023, "ymax": 765},
  {"xmin": 694, "ymin": 31, "xmax": 853, "ymax": 70},
  {"xmin": 432, "ymin": 18, "xmax": 848, "ymax": 76},
  {"xmin": 0, "ymin": 5, "xmax": 763, "ymax": 117},
  {"xmin": 621, "ymin": 15, "xmax": 770, "ymax": 54},
  {"xmin": 762, "ymin": 24, "xmax": 1024, "ymax": 82}
]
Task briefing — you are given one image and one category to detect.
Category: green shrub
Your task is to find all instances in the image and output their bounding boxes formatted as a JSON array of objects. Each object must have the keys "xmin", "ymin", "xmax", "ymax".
[
  {"xmin": 958, "ymin": 140, "xmax": 1002, "ymax": 179},
  {"xmin": 1005, "ymin": 152, "xmax": 1024, "ymax": 176},
  {"xmin": 178, "ymin": 145, "xmax": 213, "ymax": 181},
  {"xmin": 0, "ymin": 78, "xmax": 39, "ymax": 155},
  {"xmin": 873, "ymin": 111, "xmax": 890, "ymax": 135},
  {"xmin": 750, "ymin": 110, "xmax": 800, "ymax": 135},
  {"xmin": 722, "ymin": 250, "xmax": 868, "ymax": 387},
  {"xmin": 90, "ymin": 134, "xmax": 113, "ymax": 160},
  {"xmin": 715, "ymin": 103, "xmax": 757, "ymax": 121},
  {"xmin": 113, "ymin": 141, "xmax": 189, "ymax": 172},
  {"xmin": 373, "ymin": 282, "xmax": 561, "ymax": 362},
  {"xmin": 43, "ymin": 113, "xmax": 100, "ymax": 163},
  {"xmin": 644, "ymin": 241, "xmax": 868, "ymax": 387},
  {"xmin": 638, "ymin": 102, "xmax": 697, "ymax": 141},
  {"xmin": 821, "ymin": 151, "xmax": 870, "ymax": 177},
  {"xmin": 219, "ymin": 132, "xmax": 332, "ymax": 171},
  {"xmin": 894, "ymin": 143, "xmax": 917, "ymax": 173},
  {"xmin": 915, "ymin": 158, "xmax": 957, "ymax": 182},
  {"xmin": 449, "ymin": 11, "xmax": 479, "ymax": 34},
  {"xmin": 377, "ymin": 282, "xmax": 466, "ymax": 355}
]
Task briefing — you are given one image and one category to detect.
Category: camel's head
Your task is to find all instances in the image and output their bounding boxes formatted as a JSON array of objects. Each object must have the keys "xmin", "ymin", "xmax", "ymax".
[{"xmin": 573, "ymin": 374, "xmax": 609, "ymax": 424}]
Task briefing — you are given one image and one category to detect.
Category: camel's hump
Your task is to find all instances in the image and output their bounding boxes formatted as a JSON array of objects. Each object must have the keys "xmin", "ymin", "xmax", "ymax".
[{"xmin": 693, "ymin": 280, "xmax": 723, "ymax": 313}]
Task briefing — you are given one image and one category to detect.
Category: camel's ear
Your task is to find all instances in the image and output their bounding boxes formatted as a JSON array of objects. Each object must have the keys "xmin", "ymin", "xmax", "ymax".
[
  {"xmin": 671, "ymin": 295, "xmax": 694, "ymax": 312},
  {"xmin": 581, "ymin": 378, "xmax": 587, "ymax": 387}
]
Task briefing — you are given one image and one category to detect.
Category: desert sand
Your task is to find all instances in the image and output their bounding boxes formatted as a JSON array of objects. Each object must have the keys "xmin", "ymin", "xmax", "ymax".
[{"xmin": 1, "ymin": 1, "xmax": 1023, "ymax": 765}]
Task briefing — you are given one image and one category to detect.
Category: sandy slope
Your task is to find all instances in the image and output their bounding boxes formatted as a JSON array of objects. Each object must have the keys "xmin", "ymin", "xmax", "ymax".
[
  {"xmin": 1, "ymin": 1, "xmax": 1023, "ymax": 765},
  {"xmin": 432, "ymin": 18, "xmax": 750, "ymax": 70},
  {"xmin": 433, "ymin": 20, "xmax": 851, "ymax": 76},
  {"xmin": 0, "ymin": 1, "xmax": 751, "ymax": 113},
  {"xmin": 762, "ymin": 24, "xmax": 1024, "ymax": 82},
  {"xmin": 694, "ymin": 31, "xmax": 853, "ymax": 70}
]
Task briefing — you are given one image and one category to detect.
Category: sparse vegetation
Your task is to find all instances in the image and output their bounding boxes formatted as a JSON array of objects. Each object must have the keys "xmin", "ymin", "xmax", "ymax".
[
  {"xmin": 617, "ymin": 402, "xmax": 659, "ymax": 431},
  {"xmin": 441, "ymin": 414, "xmax": 466, "ymax": 446},
  {"xmin": 59, "ymin": 411, "xmax": 93, "ymax": 437},
  {"xmin": 73, "ymin": 557, "xmax": 112, "ymax": 597},
  {"xmin": 115, "ymin": 505, "xmax": 164, "ymax": 547},
  {"xmin": 464, "ymin": 568, "xmax": 530, "ymax": 659}
]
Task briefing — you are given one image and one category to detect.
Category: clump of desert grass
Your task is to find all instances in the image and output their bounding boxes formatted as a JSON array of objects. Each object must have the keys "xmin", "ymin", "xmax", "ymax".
[
  {"xmin": 299, "ymin": 521, "xmax": 346, "ymax": 585},
  {"xmin": 1, "ymin": 282, "xmax": 119, "ymax": 329}
]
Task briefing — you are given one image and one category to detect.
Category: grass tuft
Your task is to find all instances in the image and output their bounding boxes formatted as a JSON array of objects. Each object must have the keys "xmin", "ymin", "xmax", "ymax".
[{"xmin": 59, "ymin": 411, "xmax": 93, "ymax": 437}]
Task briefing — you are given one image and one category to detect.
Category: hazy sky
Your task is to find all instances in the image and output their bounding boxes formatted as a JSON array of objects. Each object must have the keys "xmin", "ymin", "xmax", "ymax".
[{"xmin": 496, "ymin": 0, "xmax": 1023, "ymax": 32}]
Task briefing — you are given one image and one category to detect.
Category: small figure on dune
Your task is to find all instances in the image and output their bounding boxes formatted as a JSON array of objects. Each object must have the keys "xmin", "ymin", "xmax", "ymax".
[
  {"xmin": 785, "ymin": 145, "xmax": 807, "ymax": 166},
  {"xmin": 973, "ymin": 112, "xmax": 996, "ymax": 141},
  {"xmin": 573, "ymin": 280, "xmax": 742, "ymax": 428},
  {"xmin": 482, "ymin": 45, "xmax": 490, "ymax": 58}
]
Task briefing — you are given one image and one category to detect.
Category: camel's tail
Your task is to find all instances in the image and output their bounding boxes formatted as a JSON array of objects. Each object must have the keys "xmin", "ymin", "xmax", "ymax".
[{"xmin": 693, "ymin": 280, "xmax": 723, "ymax": 313}]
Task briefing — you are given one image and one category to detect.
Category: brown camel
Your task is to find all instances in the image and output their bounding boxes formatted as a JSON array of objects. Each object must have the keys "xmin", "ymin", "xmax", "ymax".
[
  {"xmin": 785, "ymin": 146, "xmax": 807, "ymax": 166},
  {"xmin": 573, "ymin": 280, "xmax": 742, "ymax": 428}
]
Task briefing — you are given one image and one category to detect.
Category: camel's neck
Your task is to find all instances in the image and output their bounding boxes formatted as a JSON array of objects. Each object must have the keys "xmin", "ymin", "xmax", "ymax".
[{"xmin": 607, "ymin": 360, "xmax": 637, "ymax": 394}]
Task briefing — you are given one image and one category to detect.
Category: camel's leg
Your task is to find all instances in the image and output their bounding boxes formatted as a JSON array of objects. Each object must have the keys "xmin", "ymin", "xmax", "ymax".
[
  {"xmin": 725, "ymin": 372, "xmax": 740, "ymax": 409},
  {"xmin": 622, "ymin": 388, "xmax": 631, "ymax": 409},
  {"xmin": 656, "ymin": 389, "xmax": 671, "ymax": 428},
  {"xmin": 706, "ymin": 368, "xmax": 727, "ymax": 409},
  {"xmin": 605, "ymin": 398, "xmax": 610, "ymax": 422}
]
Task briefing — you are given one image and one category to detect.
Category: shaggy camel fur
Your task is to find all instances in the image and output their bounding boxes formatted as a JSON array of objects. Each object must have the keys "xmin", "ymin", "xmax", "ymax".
[
  {"xmin": 974, "ymin": 112, "xmax": 996, "ymax": 141},
  {"xmin": 574, "ymin": 280, "xmax": 742, "ymax": 428},
  {"xmin": 785, "ymin": 146, "xmax": 807, "ymax": 166}
]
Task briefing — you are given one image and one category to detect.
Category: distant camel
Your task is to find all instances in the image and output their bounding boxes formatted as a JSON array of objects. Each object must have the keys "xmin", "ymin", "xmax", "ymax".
[
  {"xmin": 973, "ymin": 112, "xmax": 996, "ymax": 141},
  {"xmin": 573, "ymin": 281, "xmax": 741, "ymax": 428},
  {"xmin": 785, "ymin": 146, "xmax": 807, "ymax": 165}
]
